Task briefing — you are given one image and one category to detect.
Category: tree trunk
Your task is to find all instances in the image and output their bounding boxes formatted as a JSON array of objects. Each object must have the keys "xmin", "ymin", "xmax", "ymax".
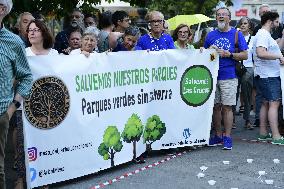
[
  {"xmin": 110, "ymin": 149, "xmax": 114, "ymax": 167},
  {"xmin": 133, "ymin": 141, "xmax": 136, "ymax": 159}
]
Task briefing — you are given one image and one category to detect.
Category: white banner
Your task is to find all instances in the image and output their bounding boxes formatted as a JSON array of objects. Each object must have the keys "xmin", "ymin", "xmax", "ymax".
[{"xmin": 23, "ymin": 49, "xmax": 219, "ymax": 188}]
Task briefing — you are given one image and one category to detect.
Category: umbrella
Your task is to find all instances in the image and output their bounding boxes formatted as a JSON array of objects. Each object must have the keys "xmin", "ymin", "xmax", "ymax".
[{"xmin": 167, "ymin": 14, "xmax": 213, "ymax": 30}]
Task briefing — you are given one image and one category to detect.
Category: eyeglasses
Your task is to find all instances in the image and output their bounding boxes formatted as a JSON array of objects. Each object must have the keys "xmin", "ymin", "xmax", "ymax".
[
  {"xmin": 216, "ymin": 13, "xmax": 230, "ymax": 17},
  {"xmin": 178, "ymin": 31, "xmax": 189, "ymax": 35},
  {"xmin": 149, "ymin": 20, "xmax": 164, "ymax": 24},
  {"xmin": 121, "ymin": 18, "xmax": 130, "ymax": 22},
  {"xmin": 27, "ymin": 28, "xmax": 41, "ymax": 33}
]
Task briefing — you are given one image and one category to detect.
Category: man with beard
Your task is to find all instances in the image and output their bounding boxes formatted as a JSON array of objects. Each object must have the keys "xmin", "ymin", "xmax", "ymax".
[
  {"xmin": 54, "ymin": 8, "xmax": 85, "ymax": 54},
  {"xmin": 204, "ymin": 7, "xmax": 248, "ymax": 150},
  {"xmin": 253, "ymin": 11, "xmax": 284, "ymax": 145}
]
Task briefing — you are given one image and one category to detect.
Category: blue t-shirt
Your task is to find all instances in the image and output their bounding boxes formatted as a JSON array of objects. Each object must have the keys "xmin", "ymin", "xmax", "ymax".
[
  {"xmin": 204, "ymin": 28, "xmax": 248, "ymax": 80},
  {"xmin": 135, "ymin": 33, "xmax": 175, "ymax": 51},
  {"xmin": 112, "ymin": 42, "xmax": 128, "ymax": 52}
]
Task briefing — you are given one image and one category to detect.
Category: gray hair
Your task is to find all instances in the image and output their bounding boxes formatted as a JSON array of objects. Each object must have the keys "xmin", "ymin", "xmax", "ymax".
[
  {"xmin": 216, "ymin": 7, "xmax": 231, "ymax": 19},
  {"xmin": 0, "ymin": 0, "xmax": 13, "ymax": 14},
  {"xmin": 82, "ymin": 32, "xmax": 97, "ymax": 40},
  {"xmin": 145, "ymin": 11, "xmax": 164, "ymax": 22},
  {"xmin": 124, "ymin": 26, "xmax": 140, "ymax": 37},
  {"xmin": 16, "ymin": 12, "xmax": 33, "ymax": 27},
  {"xmin": 259, "ymin": 4, "xmax": 270, "ymax": 11}
]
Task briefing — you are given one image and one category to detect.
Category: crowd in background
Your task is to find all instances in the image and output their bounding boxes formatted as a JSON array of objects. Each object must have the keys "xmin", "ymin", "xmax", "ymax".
[{"xmin": 1, "ymin": 0, "xmax": 284, "ymax": 189}]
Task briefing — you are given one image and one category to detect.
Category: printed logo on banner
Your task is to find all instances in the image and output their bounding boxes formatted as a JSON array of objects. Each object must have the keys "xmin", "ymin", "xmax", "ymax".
[
  {"xmin": 24, "ymin": 76, "xmax": 70, "ymax": 129},
  {"xmin": 30, "ymin": 168, "xmax": 37, "ymax": 182},
  {"xmin": 180, "ymin": 65, "xmax": 213, "ymax": 107},
  {"xmin": 28, "ymin": 147, "xmax": 37, "ymax": 161}
]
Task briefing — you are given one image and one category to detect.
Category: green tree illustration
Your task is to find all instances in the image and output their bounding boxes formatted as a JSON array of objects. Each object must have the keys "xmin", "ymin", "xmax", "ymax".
[
  {"xmin": 98, "ymin": 126, "xmax": 123, "ymax": 167},
  {"xmin": 121, "ymin": 114, "xmax": 144, "ymax": 159},
  {"xmin": 143, "ymin": 115, "xmax": 166, "ymax": 152}
]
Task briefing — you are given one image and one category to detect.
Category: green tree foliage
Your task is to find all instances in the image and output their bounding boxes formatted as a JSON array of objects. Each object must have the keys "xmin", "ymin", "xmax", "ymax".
[
  {"xmin": 143, "ymin": 115, "xmax": 166, "ymax": 152},
  {"xmin": 122, "ymin": 0, "xmax": 233, "ymax": 18},
  {"xmin": 11, "ymin": 0, "xmax": 110, "ymax": 18},
  {"xmin": 121, "ymin": 114, "xmax": 143, "ymax": 159},
  {"xmin": 98, "ymin": 126, "xmax": 123, "ymax": 167},
  {"xmin": 11, "ymin": 0, "xmax": 233, "ymax": 19}
]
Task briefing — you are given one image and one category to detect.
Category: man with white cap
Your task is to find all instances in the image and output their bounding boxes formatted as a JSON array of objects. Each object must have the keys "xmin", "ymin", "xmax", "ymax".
[{"xmin": 0, "ymin": 0, "xmax": 33, "ymax": 188}]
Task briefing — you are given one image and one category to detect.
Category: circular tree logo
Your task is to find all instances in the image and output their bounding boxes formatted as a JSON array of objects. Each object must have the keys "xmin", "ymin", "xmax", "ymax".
[
  {"xmin": 180, "ymin": 65, "xmax": 213, "ymax": 107},
  {"xmin": 24, "ymin": 76, "xmax": 70, "ymax": 129}
]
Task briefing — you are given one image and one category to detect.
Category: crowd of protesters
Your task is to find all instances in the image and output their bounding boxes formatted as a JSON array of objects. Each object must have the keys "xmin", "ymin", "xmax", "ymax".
[
  {"xmin": 1, "ymin": 0, "xmax": 284, "ymax": 188},
  {"xmin": 206, "ymin": 5, "xmax": 284, "ymax": 149}
]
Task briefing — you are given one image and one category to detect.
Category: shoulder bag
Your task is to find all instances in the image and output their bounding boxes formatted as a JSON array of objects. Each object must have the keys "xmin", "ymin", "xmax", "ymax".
[{"xmin": 234, "ymin": 30, "xmax": 247, "ymax": 77}]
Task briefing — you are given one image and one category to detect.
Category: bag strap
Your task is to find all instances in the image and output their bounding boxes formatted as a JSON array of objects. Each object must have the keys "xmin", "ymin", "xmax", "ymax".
[
  {"xmin": 234, "ymin": 30, "xmax": 244, "ymax": 64},
  {"xmin": 234, "ymin": 30, "xmax": 239, "ymax": 53},
  {"xmin": 247, "ymin": 35, "xmax": 252, "ymax": 45}
]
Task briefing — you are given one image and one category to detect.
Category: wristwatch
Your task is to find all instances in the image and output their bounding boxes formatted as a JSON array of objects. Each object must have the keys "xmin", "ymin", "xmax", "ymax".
[
  {"xmin": 230, "ymin": 52, "xmax": 234, "ymax": 59},
  {"xmin": 12, "ymin": 100, "xmax": 21, "ymax": 109}
]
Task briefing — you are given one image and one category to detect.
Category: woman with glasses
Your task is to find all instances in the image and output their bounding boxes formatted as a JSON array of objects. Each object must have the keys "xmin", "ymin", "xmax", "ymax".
[
  {"xmin": 14, "ymin": 19, "xmax": 57, "ymax": 189},
  {"xmin": 26, "ymin": 19, "xmax": 58, "ymax": 56},
  {"xmin": 172, "ymin": 24, "xmax": 194, "ymax": 49},
  {"xmin": 135, "ymin": 11, "xmax": 175, "ymax": 51}
]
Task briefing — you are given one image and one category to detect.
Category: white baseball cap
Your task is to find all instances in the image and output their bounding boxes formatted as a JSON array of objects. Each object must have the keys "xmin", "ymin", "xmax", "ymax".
[{"xmin": 0, "ymin": 0, "xmax": 13, "ymax": 14}]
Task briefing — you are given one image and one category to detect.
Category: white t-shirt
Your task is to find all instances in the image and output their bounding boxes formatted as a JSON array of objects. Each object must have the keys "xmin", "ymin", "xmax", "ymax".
[
  {"xmin": 69, "ymin": 48, "xmax": 97, "ymax": 55},
  {"xmin": 25, "ymin": 47, "xmax": 59, "ymax": 56},
  {"xmin": 253, "ymin": 29, "xmax": 281, "ymax": 78},
  {"xmin": 69, "ymin": 48, "xmax": 82, "ymax": 55},
  {"xmin": 243, "ymin": 34, "xmax": 254, "ymax": 68},
  {"xmin": 17, "ymin": 48, "xmax": 59, "ymax": 110}
]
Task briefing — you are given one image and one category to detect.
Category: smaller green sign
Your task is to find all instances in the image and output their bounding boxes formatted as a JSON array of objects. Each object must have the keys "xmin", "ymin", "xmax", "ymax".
[{"xmin": 180, "ymin": 65, "xmax": 213, "ymax": 107}]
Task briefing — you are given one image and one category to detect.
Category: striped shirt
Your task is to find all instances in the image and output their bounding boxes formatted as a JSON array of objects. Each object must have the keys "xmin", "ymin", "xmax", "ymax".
[{"xmin": 0, "ymin": 27, "xmax": 33, "ymax": 116}]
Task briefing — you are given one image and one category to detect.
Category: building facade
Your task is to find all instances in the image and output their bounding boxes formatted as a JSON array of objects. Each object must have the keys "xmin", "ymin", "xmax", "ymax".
[{"xmin": 230, "ymin": 0, "xmax": 284, "ymax": 23}]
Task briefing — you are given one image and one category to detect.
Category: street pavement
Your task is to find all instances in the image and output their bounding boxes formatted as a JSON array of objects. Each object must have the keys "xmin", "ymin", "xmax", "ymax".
[{"xmin": 5, "ymin": 113, "xmax": 284, "ymax": 189}]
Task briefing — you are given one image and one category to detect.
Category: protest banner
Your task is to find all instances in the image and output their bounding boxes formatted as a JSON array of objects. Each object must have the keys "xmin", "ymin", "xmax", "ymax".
[{"xmin": 23, "ymin": 49, "xmax": 219, "ymax": 188}]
